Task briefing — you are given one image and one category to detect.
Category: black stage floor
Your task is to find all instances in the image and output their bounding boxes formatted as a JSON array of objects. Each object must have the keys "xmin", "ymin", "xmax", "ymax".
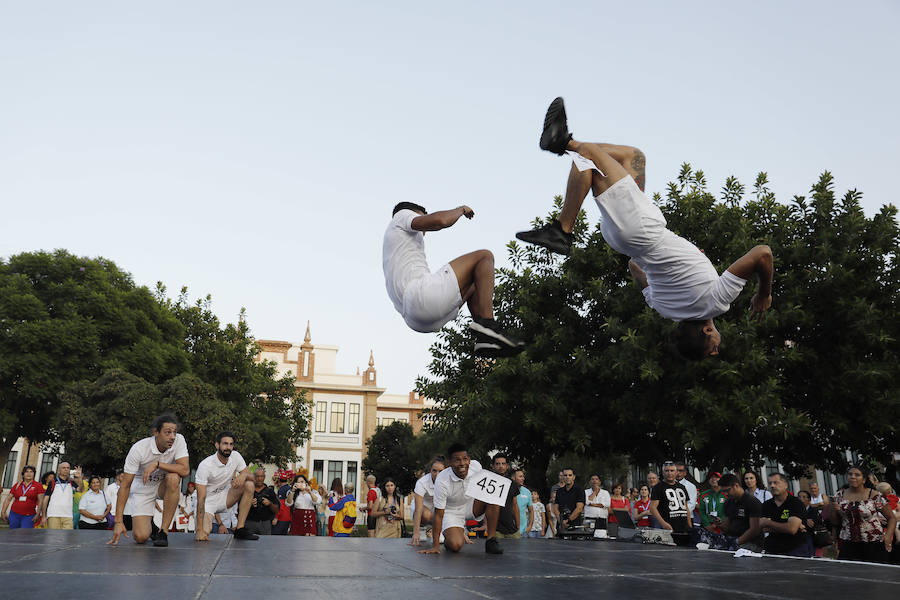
[{"xmin": 0, "ymin": 530, "xmax": 897, "ymax": 599}]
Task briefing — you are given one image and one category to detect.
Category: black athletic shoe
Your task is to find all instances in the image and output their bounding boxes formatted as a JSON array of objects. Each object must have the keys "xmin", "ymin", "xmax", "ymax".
[
  {"xmin": 233, "ymin": 527, "xmax": 259, "ymax": 540},
  {"xmin": 485, "ymin": 537, "xmax": 504, "ymax": 555},
  {"xmin": 152, "ymin": 530, "xmax": 168, "ymax": 547},
  {"xmin": 539, "ymin": 97, "xmax": 572, "ymax": 155},
  {"xmin": 515, "ymin": 220, "xmax": 573, "ymax": 255},
  {"xmin": 470, "ymin": 317, "xmax": 525, "ymax": 351}
]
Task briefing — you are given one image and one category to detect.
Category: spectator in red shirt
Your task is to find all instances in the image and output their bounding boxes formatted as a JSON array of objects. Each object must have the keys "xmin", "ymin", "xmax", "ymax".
[
  {"xmin": 1, "ymin": 465, "xmax": 45, "ymax": 529},
  {"xmin": 632, "ymin": 484, "xmax": 652, "ymax": 527},
  {"xmin": 608, "ymin": 482, "xmax": 631, "ymax": 526},
  {"xmin": 365, "ymin": 475, "xmax": 379, "ymax": 537}
]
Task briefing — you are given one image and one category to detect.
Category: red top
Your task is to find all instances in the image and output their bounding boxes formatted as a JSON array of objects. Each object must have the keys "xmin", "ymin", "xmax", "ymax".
[
  {"xmin": 887, "ymin": 493, "xmax": 899, "ymax": 512},
  {"xmin": 367, "ymin": 489, "xmax": 377, "ymax": 503},
  {"xmin": 10, "ymin": 481, "xmax": 45, "ymax": 516},
  {"xmin": 608, "ymin": 497, "xmax": 630, "ymax": 524},
  {"xmin": 633, "ymin": 498, "xmax": 652, "ymax": 526}
]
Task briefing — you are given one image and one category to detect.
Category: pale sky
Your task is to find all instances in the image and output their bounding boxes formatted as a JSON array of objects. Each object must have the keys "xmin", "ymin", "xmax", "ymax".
[{"xmin": 2, "ymin": 2, "xmax": 898, "ymax": 395}]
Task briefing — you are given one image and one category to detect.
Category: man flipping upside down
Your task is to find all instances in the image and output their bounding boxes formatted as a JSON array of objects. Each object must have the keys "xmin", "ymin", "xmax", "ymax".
[
  {"xmin": 516, "ymin": 98, "xmax": 774, "ymax": 359},
  {"xmin": 383, "ymin": 202, "xmax": 525, "ymax": 357}
]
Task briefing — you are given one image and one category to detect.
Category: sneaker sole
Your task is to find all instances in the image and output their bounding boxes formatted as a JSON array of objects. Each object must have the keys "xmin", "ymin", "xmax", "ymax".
[
  {"xmin": 469, "ymin": 322, "xmax": 525, "ymax": 348},
  {"xmin": 514, "ymin": 231, "xmax": 572, "ymax": 256},
  {"xmin": 539, "ymin": 97, "xmax": 570, "ymax": 155}
]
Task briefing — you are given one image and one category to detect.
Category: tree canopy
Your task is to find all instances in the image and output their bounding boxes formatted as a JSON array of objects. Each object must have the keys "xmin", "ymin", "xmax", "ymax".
[
  {"xmin": 0, "ymin": 250, "xmax": 188, "ymax": 473},
  {"xmin": 418, "ymin": 167, "xmax": 900, "ymax": 482},
  {"xmin": 0, "ymin": 250, "xmax": 311, "ymax": 477},
  {"xmin": 362, "ymin": 421, "xmax": 418, "ymax": 494}
]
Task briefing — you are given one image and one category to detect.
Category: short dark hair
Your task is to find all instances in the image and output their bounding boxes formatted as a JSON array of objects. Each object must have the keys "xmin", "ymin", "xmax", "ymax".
[
  {"xmin": 447, "ymin": 443, "xmax": 467, "ymax": 457},
  {"xmin": 767, "ymin": 472, "xmax": 788, "ymax": 483},
  {"xmin": 492, "ymin": 453, "xmax": 509, "ymax": 465},
  {"xmin": 718, "ymin": 473, "xmax": 740, "ymax": 488},
  {"xmin": 673, "ymin": 321, "xmax": 709, "ymax": 361},
  {"xmin": 562, "ymin": 467, "xmax": 575, "ymax": 474},
  {"xmin": 88, "ymin": 474, "xmax": 102, "ymax": 485},
  {"xmin": 153, "ymin": 413, "xmax": 179, "ymax": 432},
  {"xmin": 21, "ymin": 465, "xmax": 36, "ymax": 477},
  {"xmin": 216, "ymin": 431, "xmax": 235, "ymax": 443},
  {"xmin": 797, "ymin": 490, "xmax": 811, "ymax": 501},
  {"xmin": 392, "ymin": 202, "xmax": 427, "ymax": 216}
]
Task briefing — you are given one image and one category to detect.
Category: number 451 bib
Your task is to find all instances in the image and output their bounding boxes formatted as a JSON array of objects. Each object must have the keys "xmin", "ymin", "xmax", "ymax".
[{"xmin": 465, "ymin": 471, "xmax": 512, "ymax": 506}]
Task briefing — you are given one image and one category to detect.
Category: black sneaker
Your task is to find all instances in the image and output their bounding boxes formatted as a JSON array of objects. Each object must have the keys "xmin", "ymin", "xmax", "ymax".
[
  {"xmin": 485, "ymin": 537, "xmax": 503, "ymax": 555},
  {"xmin": 233, "ymin": 527, "xmax": 259, "ymax": 540},
  {"xmin": 152, "ymin": 530, "xmax": 168, "ymax": 547},
  {"xmin": 515, "ymin": 220, "xmax": 573, "ymax": 255},
  {"xmin": 474, "ymin": 333, "xmax": 503, "ymax": 358},
  {"xmin": 539, "ymin": 97, "xmax": 572, "ymax": 155},
  {"xmin": 470, "ymin": 317, "xmax": 525, "ymax": 351}
]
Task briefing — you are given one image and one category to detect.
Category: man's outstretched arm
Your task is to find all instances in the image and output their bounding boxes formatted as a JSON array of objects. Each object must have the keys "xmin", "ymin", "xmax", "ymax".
[
  {"xmin": 411, "ymin": 206, "xmax": 474, "ymax": 232},
  {"xmin": 726, "ymin": 245, "xmax": 774, "ymax": 319}
]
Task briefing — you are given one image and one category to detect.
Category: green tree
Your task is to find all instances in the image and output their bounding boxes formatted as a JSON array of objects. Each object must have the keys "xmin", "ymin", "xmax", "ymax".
[
  {"xmin": 418, "ymin": 168, "xmax": 900, "ymax": 484},
  {"xmin": 0, "ymin": 250, "xmax": 189, "ymax": 478},
  {"xmin": 158, "ymin": 287, "xmax": 311, "ymax": 465},
  {"xmin": 362, "ymin": 421, "xmax": 418, "ymax": 494},
  {"xmin": 56, "ymin": 369, "xmax": 238, "ymax": 474}
]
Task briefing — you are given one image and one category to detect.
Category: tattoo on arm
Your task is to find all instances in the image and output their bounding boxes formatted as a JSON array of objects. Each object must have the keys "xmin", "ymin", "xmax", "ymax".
[{"xmin": 630, "ymin": 149, "xmax": 646, "ymax": 191}]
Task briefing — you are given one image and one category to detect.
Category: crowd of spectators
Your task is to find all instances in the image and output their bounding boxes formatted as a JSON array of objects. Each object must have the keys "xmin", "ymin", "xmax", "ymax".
[{"xmin": 3, "ymin": 458, "xmax": 898, "ymax": 566}]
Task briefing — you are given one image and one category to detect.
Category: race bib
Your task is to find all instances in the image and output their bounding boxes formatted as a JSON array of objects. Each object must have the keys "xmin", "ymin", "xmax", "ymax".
[{"xmin": 465, "ymin": 472, "xmax": 512, "ymax": 506}]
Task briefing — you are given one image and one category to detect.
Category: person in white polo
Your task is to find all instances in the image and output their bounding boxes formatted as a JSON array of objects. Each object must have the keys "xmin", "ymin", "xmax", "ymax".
[
  {"xmin": 194, "ymin": 431, "xmax": 259, "ymax": 541},
  {"xmin": 419, "ymin": 443, "xmax": 503, "ymax": 556},
  {"xmin": 108, "ymin": 414, "xmax": 190, "ymax": 547},
  {"xmin": 409, "ymin": 455, "xmax": 447, "ymax": 546}
]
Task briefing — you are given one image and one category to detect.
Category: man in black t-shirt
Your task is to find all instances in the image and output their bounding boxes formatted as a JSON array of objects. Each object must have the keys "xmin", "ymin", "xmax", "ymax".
[
  {"xmin": 650, "ymin": 463, "xmax": 690, "ymax": 533},
  {"xmin": 719, "ymin": 473, "xmax": 763, "ymax": 551},
  {"xmin": 553, "ymin": 468, "xmax": 584, "ymax": 533},
  {"xmin": 490, "ymin": 455, "xmax": 521, "ymax": 538},
  {"xmin": 759, "ymin": 473, "xmax": 811, "ymax": 557},
  {"xmin": 244, "ymin": 468, "xmax": 279, "ymax": 535}
]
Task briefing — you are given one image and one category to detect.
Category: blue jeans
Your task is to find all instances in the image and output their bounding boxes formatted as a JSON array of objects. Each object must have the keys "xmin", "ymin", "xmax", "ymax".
[
  {"xmin": 9, "ymin": 511, "xmax": 36, "ymax": 529},
  {"xmin": 526, "ymin": 531, "xmax": 542, "ymax": 538}
]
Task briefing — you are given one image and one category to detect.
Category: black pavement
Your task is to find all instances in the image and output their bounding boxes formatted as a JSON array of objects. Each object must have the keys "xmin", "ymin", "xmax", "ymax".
[{"xmin": 0, "ymin": 530, "xmax": 897, "ymax": 599}]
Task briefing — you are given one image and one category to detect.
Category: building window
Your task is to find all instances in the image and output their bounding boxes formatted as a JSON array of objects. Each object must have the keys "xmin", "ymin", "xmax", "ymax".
[
  {"xmin": 328, "ymin": 461, "xmax": 343, "ymax": 488},
  {"xmin": 347, "ymin": 461, "xmax": 358, "ymax": 489},
  {"xmin": 330, "ymin": 402, "xmax": 345, "ymax": 433},
  {"xmin": 348, "ymin": 404, "xmax": 360, "ymax": 434},
  {"xmin": 313, "ymin": 460, "xmax": 324, "ymax": 487},
  {"xmin": 3, "ymin": 451, "xmax": 18, "ymax": 488},
  {"xmin": 39, "ymin": 453, "xmax": 58, "ymax": 478},
  {"xmin": 315, "ymin": 401, "xmax": 327, "ymax": 432}
]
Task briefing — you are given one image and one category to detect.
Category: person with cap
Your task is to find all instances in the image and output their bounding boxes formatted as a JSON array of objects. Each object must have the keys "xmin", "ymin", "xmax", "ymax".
[
  {"xmin": 698, "ymin": 472, "xmax": 726, "ymax": 534},
  {"xmin": 272, "ymin": 469, "xmax": 294, "ymax": 535}
]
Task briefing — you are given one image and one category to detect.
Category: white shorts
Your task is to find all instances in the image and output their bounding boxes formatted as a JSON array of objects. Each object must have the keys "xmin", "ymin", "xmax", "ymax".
[
  {"xmin": 594, "ymin": 177, "xmax": 667, "ymax": 257},
  {"xmin": 130, "ymin": 480, "xmax": 164, "ymax": 517},
  {"xmin": 401, "ymin": 263, "xmax": 463, "ymax": 333},
  {"xmin": 440, "ymin": 500, "xmax": 483, "ymax": 533},
  {"xmin": 203, "ymin": 490, "xmax": 230, "ymax": 516}
]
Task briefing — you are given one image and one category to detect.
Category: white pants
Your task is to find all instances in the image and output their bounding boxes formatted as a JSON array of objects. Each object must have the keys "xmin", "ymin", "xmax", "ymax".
[
  {"xmin": 594, "ymin": 177, "xmax": 667, "ymax": 257},
  {"xmin": 402, "ymin": 263, "xmax": 463, "ymax": 333}
]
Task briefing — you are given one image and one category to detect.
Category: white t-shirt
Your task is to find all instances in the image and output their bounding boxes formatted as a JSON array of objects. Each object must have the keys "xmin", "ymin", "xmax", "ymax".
[
  {"xmin": 638, "ymin": 229, "xmax": 747, "ymax": 321},
  {"xmin": 195, "ymin": 451, "xmax": 248, "ymax": 496},
  {"xmin": 78, "ymin": 489, "xmax": 109, "ymax": 524},
  {"xmin": 288, "ymin": 489, "xmax": 321, "ymax": 510},
  {"xmin": 382, "ymin": 209, "xmax": 430, "ymax": 315},
  {"xmin": 46, "ymin": 478, "xmax": 76, "ymax": 518},
  {"xmin": 678, "ymin": 478, "xmax": 698, "ymax": 513},
  {"xmin": 124, "ymin": 434, "xmax": 190, "ymax": 493},
  {"xmin": 531, "ymin": 502, "xmax": 545, "ymax": 532},
  {"xmin": 433, "ymin": 459, "xmax": 484, "ymax": 515},
  {"xmin": 584, "ymin": 488, "xmax": 611, "ymax": 519},
  {"xmin": 413, "ymin": 472, "xmax": 436, "ymax": 510}
]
